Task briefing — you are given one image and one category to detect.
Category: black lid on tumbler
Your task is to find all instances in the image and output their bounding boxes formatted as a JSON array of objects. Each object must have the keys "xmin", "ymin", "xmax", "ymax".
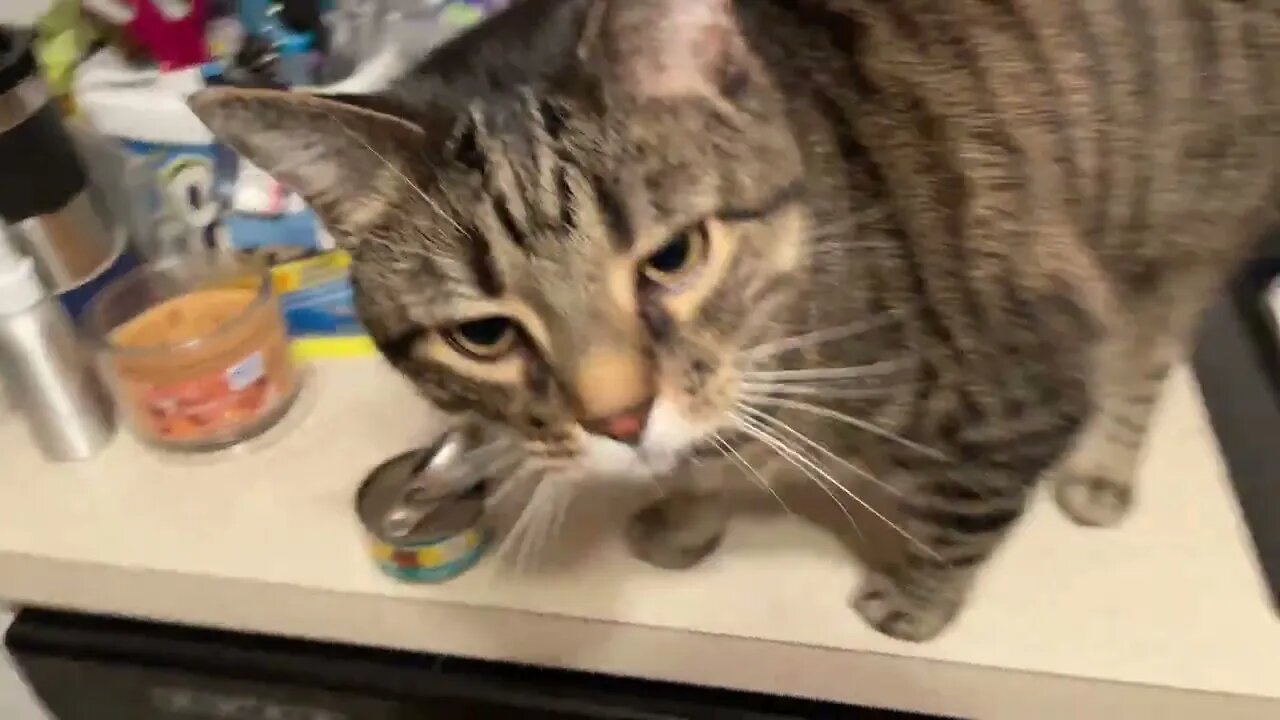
[{"xmin": 0, "ymin": 26, "xmax": 39, "ymax": 97}]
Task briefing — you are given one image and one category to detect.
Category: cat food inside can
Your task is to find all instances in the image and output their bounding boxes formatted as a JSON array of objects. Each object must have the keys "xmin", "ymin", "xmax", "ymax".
[{"xmin": 357, "ymin": 445, "xmax": 490, "ymax": 584}]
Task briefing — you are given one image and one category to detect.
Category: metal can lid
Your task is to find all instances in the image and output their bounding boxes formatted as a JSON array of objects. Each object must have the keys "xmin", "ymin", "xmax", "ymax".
[{"xmin": 356, "ymin": 440, "xmax": 488, "ymax": 545}]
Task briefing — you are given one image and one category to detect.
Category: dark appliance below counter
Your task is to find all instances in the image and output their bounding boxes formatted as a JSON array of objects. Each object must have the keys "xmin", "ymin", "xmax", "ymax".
[
  {"xmin": 1192, "ymin": 232, "xmax": 1280, "ymax": 615},
  {"xmin": 5, "ymin": 608, "xmax": 941, "ymax": 720}
]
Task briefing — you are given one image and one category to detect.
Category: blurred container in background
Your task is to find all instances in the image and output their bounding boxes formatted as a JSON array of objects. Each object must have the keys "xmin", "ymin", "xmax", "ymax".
[{"xmin": 0, "ymin": 25, "xmax": 133, "ymax": 320}]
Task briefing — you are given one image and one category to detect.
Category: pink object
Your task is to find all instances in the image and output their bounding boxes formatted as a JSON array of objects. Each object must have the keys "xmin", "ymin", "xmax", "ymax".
[{"xmin": 126, "ymin": 0, "xmax": 211, "ymax": 71}]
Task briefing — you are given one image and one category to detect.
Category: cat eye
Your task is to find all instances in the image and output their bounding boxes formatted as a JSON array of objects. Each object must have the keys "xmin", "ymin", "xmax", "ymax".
[
  {"xmin": 445, "ymin": 317, "xmax": 518, "ymax": 360},
  {"xmin": 641, "ymin": 225, "xmax": 708, "ymax": 286}
]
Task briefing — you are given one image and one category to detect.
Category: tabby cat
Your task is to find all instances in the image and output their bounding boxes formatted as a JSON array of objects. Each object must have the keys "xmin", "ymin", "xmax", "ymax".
[{"xmin": 190, "ymin": 0, "xmax": 1280, "ymax": 641}]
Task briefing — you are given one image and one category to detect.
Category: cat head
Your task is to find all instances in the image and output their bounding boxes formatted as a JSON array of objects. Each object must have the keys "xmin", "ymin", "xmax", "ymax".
[{"xmin": 191, "ymin": 0, "xmax": 810, "ymax": 478}]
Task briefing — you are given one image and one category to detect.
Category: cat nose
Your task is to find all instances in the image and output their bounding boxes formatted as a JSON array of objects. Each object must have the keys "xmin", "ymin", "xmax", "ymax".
[
  {"xmin": 582, "ymin": 398, "xmax": 653, "ymax": 445},
  {"xmin": 573, "ymin": 346, "xmax": 655, "ymax": 445}
]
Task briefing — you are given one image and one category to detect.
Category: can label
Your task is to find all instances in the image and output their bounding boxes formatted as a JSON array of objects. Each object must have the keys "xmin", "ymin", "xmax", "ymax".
[
  {"xmin": 136, "ymin": 351, "xmax": 276, "ymax": 441},
  {"xmin": 369, "ymin": 528, "xmax": 488, "ymax": 584}
]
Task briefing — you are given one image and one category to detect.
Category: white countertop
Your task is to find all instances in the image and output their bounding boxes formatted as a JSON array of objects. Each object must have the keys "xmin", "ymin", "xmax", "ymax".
[{"xmin": 1, "ymin": 360, "xmax": 1277, "ymax": 719}]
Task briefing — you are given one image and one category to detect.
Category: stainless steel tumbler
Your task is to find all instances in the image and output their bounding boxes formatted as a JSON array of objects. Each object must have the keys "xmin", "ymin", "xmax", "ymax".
[{"xmin": 0, "ymin": 223, "xmax": 115, "ymax": 461}]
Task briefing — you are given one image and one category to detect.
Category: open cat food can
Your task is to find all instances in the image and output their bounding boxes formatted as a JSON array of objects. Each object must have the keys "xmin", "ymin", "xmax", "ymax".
[
  {"xmin": 357, "ymin": 437, "xmax": 491, "ymax": 584},
  {"xmin": 85, "ymin": 251, "xmax": 299, "ymax": 451}
]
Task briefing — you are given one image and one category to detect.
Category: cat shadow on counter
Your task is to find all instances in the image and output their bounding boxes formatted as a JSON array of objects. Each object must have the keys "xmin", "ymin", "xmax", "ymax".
[
  {"xmin": 483, "ymin": 469, "xmax": 903, "ymax": 582},
  {"xmin": 438, "ymin": 468, "xmax": 906, "ymax": 668}
]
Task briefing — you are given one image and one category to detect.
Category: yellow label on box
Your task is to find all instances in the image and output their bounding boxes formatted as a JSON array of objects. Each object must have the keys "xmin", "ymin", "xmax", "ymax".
[
  {"xmin": 270, "ymin": 250, "xmax": 353, "ymax": 295},
  {"xmin": 290, "ymin": 336, "xmax": 377, "ymax": 361}
]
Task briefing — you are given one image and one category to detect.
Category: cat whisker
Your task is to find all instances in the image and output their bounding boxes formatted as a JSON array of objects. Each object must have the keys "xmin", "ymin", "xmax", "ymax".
[
  {"xmin": 742, "ymin": 357, "xmax": 913, "ymax": 383},
  {"xmin": 513, "ymin": 490, "xmax": 538, "ymax": 572},
  {"xmin": 525, "ymin": 499, "xmax": 551, "ymax": 573},
  {"xmin": 735, "ymin": 404, "xmax": 904, "ymax": 500},
  {"xmin": 495, "ymin": 467, "xmax": 558, "ymax": 572},
  {"xmin": 548, "ymin": 481, "xmax": 572, "ymax": 546},
  {"xmin": 731, "ymin": 413, "xmax": 865, "ymax": 543},
  {"xmin": 497, "ymin": 483, "xmax": 540, "ymax": 567},
  {"xmin": 745, "ymin": 395, "xmax": 948, "ymax": 462},
  {"xmin": 738, "ymin": 383, "xmax": 903, "ymax": 401},
  {"xmin": 528, "ymin": 473, "xmax": 579, "ymax": 572},
  {"xmin": 734, "ymin": 413, "xmax": 940, "ymax": 561},
  {"xmin": 710, "ymin": 433, "xmax": 795, "ymax": 516},
  {"xmin": 536, "ymin": 477, "xmax": 564, "ymax": 564},
  {"xmin": 485, "ymin": 461, "xmax": 536, "ymax": 509},
  {"xmin": 743, "ymin": 316, "xmax": 897, "ymax": 361},
  {"xmin": 514, "ymin": 478, "xmax": 558, "ymax": 573}
]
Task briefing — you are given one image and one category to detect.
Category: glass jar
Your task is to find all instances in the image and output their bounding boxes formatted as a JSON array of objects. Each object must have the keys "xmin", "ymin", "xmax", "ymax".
[{"xmin": 85, "ymin": 251, "xmax": 299, "ymax": 452}]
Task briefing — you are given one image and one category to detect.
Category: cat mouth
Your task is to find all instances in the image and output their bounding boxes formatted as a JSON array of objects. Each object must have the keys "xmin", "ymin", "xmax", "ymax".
[
  {"xmin": 521, "ymin": 399, "xmax": 713, "ymax": 479},
  {"xmin": 567, "ymin": 428, "xmax": 686, "ymax": 480}
]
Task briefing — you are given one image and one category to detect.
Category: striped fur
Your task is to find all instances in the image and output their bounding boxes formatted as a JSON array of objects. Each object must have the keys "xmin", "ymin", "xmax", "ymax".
[{"xmin": 190, "ymin": 0, "xmax": 1280, "ymax": 641}]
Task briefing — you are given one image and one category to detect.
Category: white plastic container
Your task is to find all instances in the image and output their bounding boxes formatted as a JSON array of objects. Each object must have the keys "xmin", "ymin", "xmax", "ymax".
[{"xmin": 74, "ymin": 49, "xmax": 221, "ymax": 259}]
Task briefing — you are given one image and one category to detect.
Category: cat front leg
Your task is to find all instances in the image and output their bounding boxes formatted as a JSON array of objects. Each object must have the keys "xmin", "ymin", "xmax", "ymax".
[
  {"xmin": 851, "ymin": 463, "xmax": 1033, "ymax": 642},
  {"xmin": 853, "ymin": 392, "xmax": 1084, "ymax": 642},
  {"xmin": 626, "ymin": 462, "xmax": 732, "ymax": 570}
]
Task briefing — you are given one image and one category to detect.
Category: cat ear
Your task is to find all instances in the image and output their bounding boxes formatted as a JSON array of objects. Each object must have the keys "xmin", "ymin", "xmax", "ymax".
[
  {"xmin": 188, "ymin": 88, "xmax": 427, "ymax": 237},
  {"xmin": 591, "ymin": 0, "xmax": 750, "ymax": 101}
]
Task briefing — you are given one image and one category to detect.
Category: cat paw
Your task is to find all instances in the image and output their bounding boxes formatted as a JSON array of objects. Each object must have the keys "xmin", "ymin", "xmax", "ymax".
[
  {"xmin": 851, "ymin": 571, "xmax": 962, "ymax": 643},
  {"xmin": 1054, "ymin": 473, "xmax": 1133, "ymax": 528},
  {"xmin": 625, "ymin": 501, "xmax": 725, "ymax": 571}
]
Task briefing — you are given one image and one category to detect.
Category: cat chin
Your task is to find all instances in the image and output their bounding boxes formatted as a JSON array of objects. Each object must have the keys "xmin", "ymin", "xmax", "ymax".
[
  {"xmin": 571, "ymin": 397, "xmax": 710, "ymax": 481},
  {"xmin": 642, "ymin": 398, "xmax": 705, "ymax": 460},
  {"xmin": 576, "ymin": 436, "xmax": 671, "ymax": 481}
]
